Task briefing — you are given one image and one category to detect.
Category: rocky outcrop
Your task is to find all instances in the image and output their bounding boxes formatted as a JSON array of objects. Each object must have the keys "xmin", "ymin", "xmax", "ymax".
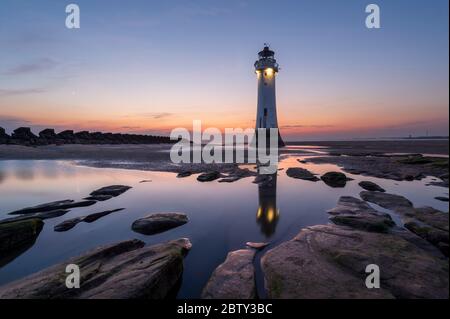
[
  {"xmin": 246, "ymin": 242, "xmax": 269, "ymax": 250},
  {"xmin": 261, "ymin": 224, "xmax": 449, "ymax": 299},
  {"xmin": 54, "ymin": 209, "xmax": 124, "ymax": 232},
  {"xmin": 328, "ymin": 196, "xmax": 395, "ymax": 233},
  {"xmin": 11, "ymin": 127, "xmax": 37, "ymax": 140},
  {"xmin": 177, "ymin": 171, "xmax": 192, "ymax": 178},
  {"xmin": 132, "ymin": 213, "xmax": 188, "ymax": 235},
  {"xmin": 359, "ymin": 181, "xmax": 385, "ymax": 192},
  {"xmin": 197, "ymin": 171, "xmax": 221, "ymax": 182},
  {"xmin": 38, "ymin": 129, "xmax": 56, "ymax": 139},
  {"xmin": 86, "ymin": 185, "xmax": 131, "ymax": 201},
  {"xmin": 360, "ymin": 191, "xmax": 413, "ymax": 210},
  {"xmin": 8, "ymin": 199, "xmax": 97, "ymax": 215},
  {"xmin": 0, "ymin": 127, "xmax": 9, "ymax": 143},
  {"xmin": 0, "ymin": 238, "xmax": 192, "ymax": 299},
  {"xmin": 286, "ymin": 167, "xmax": 319, "ymax": 181},
  {"xmin": 0, "ymin": 219, "xmax": 44, "ymax": 267},
  {"xmin": 1, "ymin": 127, "xmax": 176, "ymax": 146},
  {"xmin": 307, "ymin": 154, "xmax": 449, "ymax": 184},
  {"xmin": 360, "ymin": 191, "xmax": 449, "ymax": 256},
  {"xmin": 202, "ymin": 249, "xmax": 256, "ymax": 299},
  {"xmin": 320, "ymin": 171, "xmax": 352, "ymax": 188}
]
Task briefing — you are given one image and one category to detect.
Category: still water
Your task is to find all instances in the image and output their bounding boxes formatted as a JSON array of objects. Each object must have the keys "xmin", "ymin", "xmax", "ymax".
[{"xmin": 0, "ymin": 157, "xmax": 448, "ymax": 298}]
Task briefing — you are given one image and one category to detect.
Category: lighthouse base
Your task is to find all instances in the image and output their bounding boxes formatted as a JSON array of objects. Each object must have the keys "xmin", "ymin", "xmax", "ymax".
[{"xmin": 253, "ymin": 128, "xmax": 285, "ymax": 149}]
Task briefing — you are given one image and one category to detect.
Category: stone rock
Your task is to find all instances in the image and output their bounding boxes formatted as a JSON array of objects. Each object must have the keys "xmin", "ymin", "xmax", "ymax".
[
  {"xmin": 54, "ymin": 209, "xmax": 124, "ymax": 232},
  {"xmin": 327, "ymin": 196, "xmax": 395, "ymax": 233},
  {"xmin": 0, "ymin": 238, "xmax": 192, "ymax": 299},
  {"xmin": 360, "ymin": 192, "xmax": 448, "ymax": 256},
  {"xmin": 320, "ymin": 171, "xmax": 352, "ymax": 188},
  {"xmin": 286, "ymin": 167, "xmax": 319, "ymax": 181},
  {"xmin": 202, "ymin": 249, "xmax": 256, "ymax": 299},
  {"xmin": 38, "ymin": 129, "xmax": 56, "ymax": 139},
  {"xmin": 84, "ymin": 195, "xmax": 114, "ymax": 201},
  {"xmin": 218, "ymin": 176, "xmax": 241, "ymax": 183},
  {"xmin": 11, "ymin": 127, "xmax": 37, "ymax": 140},
  {"xmin": 246, "ymin": 242, "xmax": 269, "ymax": 250},
  {"xmin": 197, "ymin": 171, "xmax": 221, "ymax": 182},
  {"xmin": 0, "ymin": 127, "xmax": 10, "ymax": 139},
  {"xmin": 404, "ymin": 221, "xmax": 449, "ymax": 256},
  {"xmin": 177, "ymin": 171, "xmax": 192, "ymax": 178},
  {"xmin": 331, "ymin": 214, "xmax": 395, "ymax": 233},
  {"xmin": 358, "ymin": 181, "xmax": 385, "ymax": 192},
  {"xmin": 89, "ymin": 185, "xmax": 131, "ymax": 198},
  {"xmin": 327, "ymin": 196, "xmax": 377, "ymax": 215},
  {"xmin": 8, "ymin": 200, "xmax": 97, "ymax": 215},
  {"xmin": 402, "ymin": 207, "xmax": 449, "ymax": 256},
  {"xmin": 0, "ymin": 219, "xmax": 44, "ymax": 267},
  {"xmin": 0, "ymin": 209, "xmax": 69, "ymax": 224},
  {"xmin": 360, "ymin": 191, "xmax": 413, "ymax": 210},
  {"xmin": 261, "ymin": 225, "xmax": 449, "ymax": 299},
  {"xmin": 74, "ymin": 131, "xmax": 90, "ymax": 140},
  {"xmin": 435, "ymin": 196, "xmax": 449, "ymax": 202},
  {"xmin": 57, "ymin": 130, "xmax": 75, "ymax": 140},
  {"xmin": 132, "ymin": 213, "xmax": 188, "ymax": 235}
]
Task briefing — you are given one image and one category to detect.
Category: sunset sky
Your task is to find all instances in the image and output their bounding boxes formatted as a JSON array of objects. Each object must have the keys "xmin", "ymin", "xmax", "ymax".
[{"xmin": 0, "ymin": 0, "xmax": 448, "ymax": 140}]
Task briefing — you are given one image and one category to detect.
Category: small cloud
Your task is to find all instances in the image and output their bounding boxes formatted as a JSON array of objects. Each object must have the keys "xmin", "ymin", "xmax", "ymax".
[
  {"xmin": 120, "ymin": 126, "xmax": 141, "ymax": 130},
  {"xmin": 0, "ymin": 88, "xmax": 46, "ymax": 97},
  {"xmin": 125, "ymin": 112, "xmax": 174, "ymax": 120},
  {"xmin": 281, "ymin": 124, "xmax": 335, "ymax": 129},
  {"xmin": 4, "ymin": 58, "xmax": 58, "ymax": 76}
]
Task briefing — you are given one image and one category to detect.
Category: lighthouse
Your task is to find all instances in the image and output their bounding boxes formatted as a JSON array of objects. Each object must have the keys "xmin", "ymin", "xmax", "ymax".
[{"xmin": 254, "ymin": 44, "xmax": 285, "ymax": 147}]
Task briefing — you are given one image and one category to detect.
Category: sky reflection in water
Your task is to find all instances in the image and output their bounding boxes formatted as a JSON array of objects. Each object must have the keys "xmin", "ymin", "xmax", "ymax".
[{"xmin": 0, "ymin": 157, "xmax": 448, "ymax": 298}]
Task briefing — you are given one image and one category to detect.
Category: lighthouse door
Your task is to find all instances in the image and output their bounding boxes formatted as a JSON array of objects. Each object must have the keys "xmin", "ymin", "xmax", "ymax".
[{"xmin": 263, "ymin": 108, "xmax": 268, "ymax": 127}]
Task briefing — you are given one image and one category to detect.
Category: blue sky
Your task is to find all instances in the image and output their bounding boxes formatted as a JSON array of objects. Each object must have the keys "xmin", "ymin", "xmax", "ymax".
[{"xmin": 0, "ymin": 0, "xmax": 448, "ymax": 140}]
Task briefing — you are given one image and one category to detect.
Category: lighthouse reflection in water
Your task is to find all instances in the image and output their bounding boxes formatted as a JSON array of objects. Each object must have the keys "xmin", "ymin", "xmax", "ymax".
[{"xmin": 255, "ymin": 166, "xmax": 279, "ymax": 237}]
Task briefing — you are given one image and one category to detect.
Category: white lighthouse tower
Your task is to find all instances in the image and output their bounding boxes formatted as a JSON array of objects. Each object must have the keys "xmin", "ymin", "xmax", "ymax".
[{"xmin": 254, "ymin": 44, "xmax": 284, "ymax": 147}]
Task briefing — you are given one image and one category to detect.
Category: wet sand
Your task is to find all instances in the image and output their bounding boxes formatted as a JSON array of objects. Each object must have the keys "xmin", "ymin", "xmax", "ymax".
[{"xmin": 0, "ymin": 139, "xmax": 448, "ymax": 161}]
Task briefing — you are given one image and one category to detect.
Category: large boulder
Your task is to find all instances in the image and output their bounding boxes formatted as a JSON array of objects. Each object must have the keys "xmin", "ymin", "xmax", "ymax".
[
  {"xmin": 286, "ymin": 167, "xmax": 319, "ymax": 181},
  {"xmin": 261, "ymin": 225, "xmax": 449, "ymax": 299},
  {"xmin": 197, "ymin": 171, "xmax": 221, "ymax": 182},
  {"xmin": 132, "ymin": 213, "xmax": 188, "ymax": 235},
  {"xmin": 0, "ymin": 127, "xmax": 7, "ymax": 137},
  {"xmin": 202, "ymin": 249, "xmax": 256, "ymax": 299},
  {"xmin": 0, "ymin": 127, "xmax": 9, "ymax": 142},
  {"xmin": 0, "ymin": 238, "xmax": 192, "ymax": 299},
  {"xmin": 359, "ymin": 181, "xmax": 385, "ymax": 192},
  {"xmin": 0, "ymin": 219, "xmax": 44, "ymax": 267},
  {"xmin": 360, "ymin": 191, "xmax": 448, "ymax": 255},
  {"xmin": 11, "ymin": 127, "xmax": 37, "ymax": 140},
  {"xmin": 327, "ymin": 196, "xmax": 395, "ymax": 233},
  {"xmin": 38, "ymin": 128, "xmax": 56, "ymax": 139},
  {"xmin": 320, "ymin": 171, "xmax": 352, "ymax": 188},
  {"xmin": 87, "ymin": 185, "xmax": 131, "ymax": 200},
  {"xmin": 360, "ymin": 191, "xmax": 413, "ymax": 210},
  {"xmin": 57, "ymin": 130, "xmax": 75, "ymax": 140}
]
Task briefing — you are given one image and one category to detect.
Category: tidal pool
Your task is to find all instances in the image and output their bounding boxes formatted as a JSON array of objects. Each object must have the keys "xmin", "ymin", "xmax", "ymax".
[{"xmin": 0, "ymin": 156, "xmax": 447, "ymax": 298}]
